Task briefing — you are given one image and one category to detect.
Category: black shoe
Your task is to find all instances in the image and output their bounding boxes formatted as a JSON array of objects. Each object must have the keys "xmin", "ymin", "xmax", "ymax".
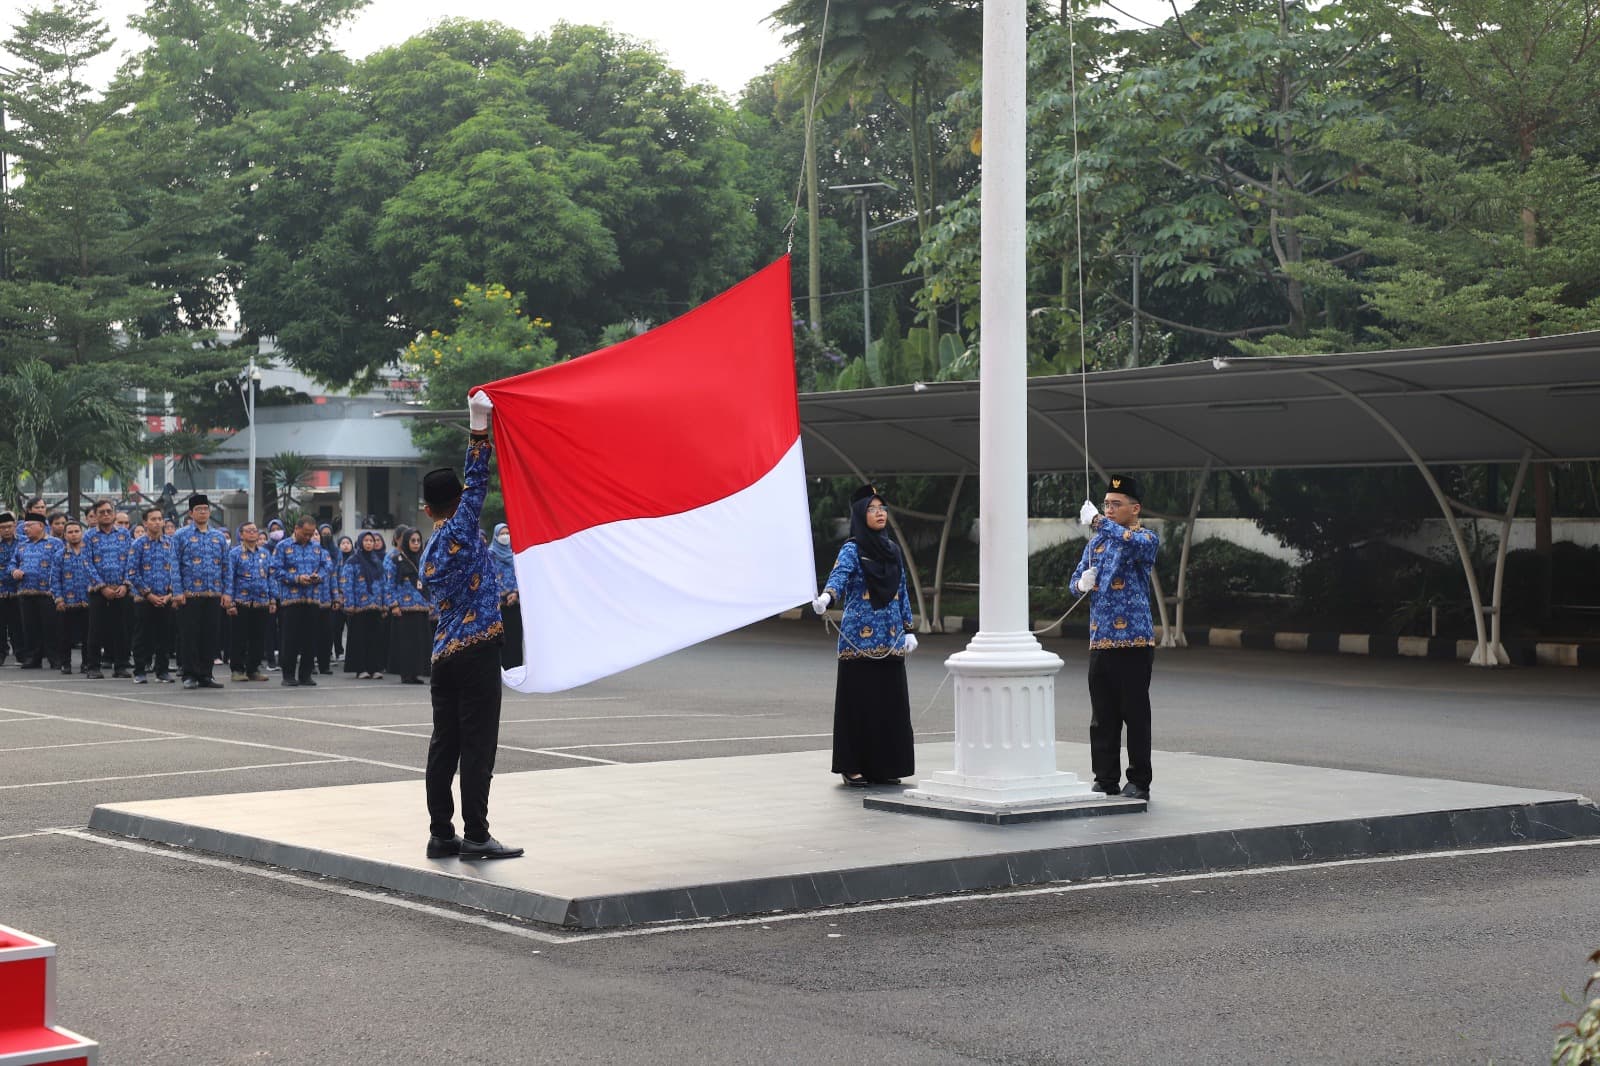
[
  {"xmin": 1093, "ymin": 782, "xmax": 1120, "ymax": 797},
  {"xmin": 301, "ymin": 678, "xmax": 318, "ymax": 686},
  {"xmin": 157, "ymin": 674, "xmax": 174, "ymax": 684},
  {"xmin": 182, "ymin": 678, "xmax": 199, "ymax": 690},
  {"xmin": 318, "ymin": 667, "xmax": 333, "ymax": 675},
  {"xmin": 426, "ymin": 835, "xmax": 462, "ymax": 858},
  {"xmin": 112, "ymin": 670, "xmax": 131, "ymax": 679},
  {"xmin": 18, "ymin": 663, "xmax": 41, "ymax": 670},
  {"xmin": 85, "ymin": 670, "xmax": 104, "ymax": 680},
  {"xmin": 868, "ymin": 778, "xmax": 903, "ymax": 786},
  {"xmin": 1121, "ymin": 783, "xmax": 1150, "ymax": 801},
  {"xmin": 60, "ymin": 665, "xmax": 74, "ymax": 675},
  {"xmin": 458, "ymin": 836, "xmax": 523, "ymax": 861},
  {"xmin": 133, "ymin": 673, "xmax": 148, "ymax": 684},
  {"xmin": 198, "ymin": 677, "xmax": 224, "ymax": 689},
  {"xmin": 840, "ymin": 774, "xmax": 871, "ymax": 788},
  {"xmin": 401, "ymin": 676, "xmax": 424, "ymax": 685},
  {"xmin": 280, "ymin": 678, "xmax": 300, "ymax": 687}
]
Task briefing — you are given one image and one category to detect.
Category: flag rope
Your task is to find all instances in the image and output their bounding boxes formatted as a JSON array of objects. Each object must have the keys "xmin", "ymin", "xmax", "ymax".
[{"xmin": 1067, "ymin": 1, "xmax": 1094, "ymax": 500}]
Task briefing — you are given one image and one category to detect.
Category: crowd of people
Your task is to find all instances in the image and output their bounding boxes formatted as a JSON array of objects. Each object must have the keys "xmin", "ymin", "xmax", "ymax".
[{"xmin": 0, "ymin": 495, "xmax": 525, "ymax": 691}]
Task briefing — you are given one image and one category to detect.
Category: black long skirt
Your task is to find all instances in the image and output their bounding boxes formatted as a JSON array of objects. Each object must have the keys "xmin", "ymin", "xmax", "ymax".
[
  {"xmin": 500, "ymin": 600, "xmax": 524, "ymax": 669},
  {"xmin": 387, "ymin": 611, "xmax": 432, "ymax": 680},
  {"xmin": 344, "ymin": 610, "xmax": 388, "ymax": 674},
  {"xmin": 831, "ymin": 655, "xmax": 915, "ymax": 779}
]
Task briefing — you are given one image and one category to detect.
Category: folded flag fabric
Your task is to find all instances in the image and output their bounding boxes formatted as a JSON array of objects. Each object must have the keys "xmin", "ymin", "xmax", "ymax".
[{"xmin": 480, "ymin": 257, "xmax": 816, "ymax": 692}]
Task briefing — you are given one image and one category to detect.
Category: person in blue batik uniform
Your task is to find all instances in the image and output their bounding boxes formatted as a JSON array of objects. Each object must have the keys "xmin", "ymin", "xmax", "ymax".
[
  {"xmin": 416, "ymin": 390, "xmax": 520, "ymax": 862},
  {"xmin": 342, "ymin": 530, "xmax": 390, "ymax": 679},
  {"xmin": 271, "ymin": 515, "xmax": 332, "ymax": 687},
  {"xmin": 385, "ymin": 525, "xmax": 431, "ymax": 685},
  {"xmin": 0, "ymin": 513, "xmax": 20, "ymax": 667},
  {"xmin": 84, "ymin": 499, "xmax": 135, "ymax": 678},
  {"xmin": 223, "ymin": 522, "xmax": 276, "ymax": 682},
  {"xmin": 126, "ymin": 506, "xmax": 179, "ymax": 683},
  {"xmin": 490, "ymin": 523, "xmax": 523, "ymax": 670},
  {"xmin": 812, "ymin": 484, "xmax": 918, "ymax": 787},
  {"xmin": 11, "ymin": 513, "xmax": 58, "ymax": 669},
  {"xmin": 1070, "ymin": 474, "xmax": 1161, "ymax": 802},
  {"xmin": 51, "ymin": 520, "xmax": 103, "ymax": 675},
  {"xmin": 171, "ymin": 494, "xmax": 230, "ymax": 690}
]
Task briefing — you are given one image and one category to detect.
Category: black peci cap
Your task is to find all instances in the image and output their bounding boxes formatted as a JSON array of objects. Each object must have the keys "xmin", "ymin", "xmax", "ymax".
[
  {"xmin": 1105, "ymin": 474, "xmax": 1141, "ymax": 502},
  {"xmin": 187, "ymin": 493, "xmax": 211, "ymax": 509},
  {"xmin": 850, "ymin": 483, "xmax": 879, "ymax": 505},
  {"xmin": 422, "ymin": 467, "xmax": 464, "ymax": 511}
]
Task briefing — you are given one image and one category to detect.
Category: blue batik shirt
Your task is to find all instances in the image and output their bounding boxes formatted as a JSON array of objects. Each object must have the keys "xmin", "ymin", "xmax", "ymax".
[
  {"xmin": 172, "ymin": 525, "xmax": 229, "ymax": 598},
  {"xmin": 271, "ymin": 538, "xmax": 332, "ymax": 605},
  {"xmin": 224, "ymin": 545, "xmax": 275, "ymax": 607},
  {"xmin": 340, "ymin": 555, "xmax": 388, "ymax": 613},
  {"xmin": 83, "ymin": 527, "xmax": 133, "ymax": 591},
  {"xmin": 421, "ymin": 436, "xmax": 503, "ymax": 664},
  {"xmin": 822, "ymin": 541, "xmax": 916, "ymax": 660},
  {"xmin": 127, "ymin": 534, "xmax": 179, "ymax": 598},
  {"xmin": 385, "ymin": 554, "xmax": 429, "ymax": 613},
  {"xmin": 13, "ymin": 537, "xmax": 58, "ymax": 596},
  {"xmin": 0, "ymin": 536, "xmax": 17, "ymax": 596},
  {"xmin": 1070, "ymin": 516, "xmax": 1160, "ymax": 649},
  {"xmin": 52, "ymin": 545, "xmax": 103, "ymax": 608}
]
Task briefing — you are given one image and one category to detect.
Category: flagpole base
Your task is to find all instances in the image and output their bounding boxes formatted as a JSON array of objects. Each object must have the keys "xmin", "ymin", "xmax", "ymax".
[{"xmin": 896, "ymin": 632, "xmax": 1102, "ymax": 815}]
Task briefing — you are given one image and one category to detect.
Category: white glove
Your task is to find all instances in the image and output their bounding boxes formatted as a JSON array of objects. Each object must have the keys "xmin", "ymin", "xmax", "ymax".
[
  {"xmin": 811, "ymin": 592, "xmax": 831, "ymax": 615},
  {"xmin": 1076, "ymin": 567, "xmax": 1098, "ymax": 594},
  {"xmin": 1078, "ymin": 499, "xmax": 1100, "ymax": 526},
  {"xmin": 467, "ymin": 390, "xmax": 494, "ymax": 432},
  {"xmin": 903, "ymin": 633, "xmax": 918, "ymax": 654}
]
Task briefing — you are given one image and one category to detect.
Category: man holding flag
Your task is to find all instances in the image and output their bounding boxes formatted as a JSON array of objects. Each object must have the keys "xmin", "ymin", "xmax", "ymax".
[{"xmin": 417, "ymin": 391, "xmax": 523, "ymax": 862}]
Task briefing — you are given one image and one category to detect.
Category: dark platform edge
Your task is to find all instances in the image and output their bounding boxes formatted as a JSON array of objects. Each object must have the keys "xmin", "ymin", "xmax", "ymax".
[
  {"xmin": 863, "ymin": 794, "xmax": 1148, "ymax": 823},
  {"xmin": 87, "ymin": 798, "xmax": 1600, "ymax": 931}
]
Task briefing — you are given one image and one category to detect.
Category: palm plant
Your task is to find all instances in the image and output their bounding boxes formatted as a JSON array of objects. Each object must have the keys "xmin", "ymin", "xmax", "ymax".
[
  {"xmin": 0, "ymin": 360, "xmax": 142, "ymax": 514},
  {"xmin": 265, "ymin": 451, "xmax": 314, "ymax": 514}
]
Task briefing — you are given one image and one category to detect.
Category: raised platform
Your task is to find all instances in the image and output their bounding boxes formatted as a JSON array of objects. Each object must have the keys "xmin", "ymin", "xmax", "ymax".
[{"xmin": 87, "ymin": 743, "xmax": 1600, "ymax": 930}]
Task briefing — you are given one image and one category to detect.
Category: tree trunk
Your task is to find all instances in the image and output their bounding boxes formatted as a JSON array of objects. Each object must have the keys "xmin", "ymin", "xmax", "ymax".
[
  {"xmin": 920, "ymin": 77, "xmax": 940, "ymax": 364},
  {"xmin": 67, "ymin": 464, "xmax": 82, "ymax": 520},
  {"xmin": 804, "ymin": 96, "xmax": 824, "ymax": 333}
]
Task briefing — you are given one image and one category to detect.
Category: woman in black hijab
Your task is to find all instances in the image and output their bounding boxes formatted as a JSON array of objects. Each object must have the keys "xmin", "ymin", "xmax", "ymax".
[
  {"xmin": 342, "ymin": 530, "xmax": 390, "ymax": 679},
  {"xmin": 385, "ymin": 525, "xmax": 431, "ymax": 684},
  {"xmin": 811, "ymin": 484, "xmax": 918, "ymax": 786}
]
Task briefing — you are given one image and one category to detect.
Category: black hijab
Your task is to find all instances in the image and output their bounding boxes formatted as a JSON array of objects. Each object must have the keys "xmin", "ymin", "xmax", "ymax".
[
  {"xmin": 392, "ymin": 525, "xmax": 421, "ymax": 585},
  {"xmin": 354, "ymin": 530, "xmax": 386, "ymax": 584},
  {"xmin": 848, "ymin": 492, "xmax": 902, "ymax": 610}
]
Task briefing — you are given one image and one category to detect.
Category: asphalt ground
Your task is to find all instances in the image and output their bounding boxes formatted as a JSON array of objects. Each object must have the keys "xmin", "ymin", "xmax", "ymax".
[{"xmin": 3, "ymin": 621, "xmax": 1598, "ymax": 1064}]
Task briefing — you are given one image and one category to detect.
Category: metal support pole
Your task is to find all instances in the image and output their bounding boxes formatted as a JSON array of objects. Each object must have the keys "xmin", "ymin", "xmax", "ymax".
[
  {"xmin": 931, "ymin": 470, "xmax": 968, "ymax": 632},
  {"xmin": 1489, "ymin": 450, "xmax": 1532, "ymax": 665},
  {"xmin": 1312, "ymin": 372, "xmax": 1498, "ymax": 666},
  {"xmin": 902, "ymin": 0, "xmax": 1094, "ymax": 816},
  {"xmin": 1168, "ymin": 459, "xmax": 1212, "ymax": 648},
  {"xmin": 246, "ymin": 354, "xmax": 258, "ymax": 526}
]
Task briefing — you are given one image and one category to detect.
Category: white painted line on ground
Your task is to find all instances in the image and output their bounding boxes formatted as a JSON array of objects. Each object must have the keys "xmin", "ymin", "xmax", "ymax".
[
  {"xmin": 0, "ymin": 736, "xmax": 191, "ymax": 754},
  {"xmin": 0, "ymin": 829, "xmax": 61, "ymax": 841},
  {"xmin": 50, "ymin": 829, "xmax": 568, "ymax": 945},
  {"xmin": 0, "ymin": 759, "xmax": 346, "ymax": 790},
  {"xmin": 540, "ymin": 730, "xmax": 956, "ymax": 751},
  {"xmin": 380, "ymin": 713, "xmax": 757, "ymax": 729},
  {"xmin": 357, "ymin": 725, "xmax": 622, "ymax": 765},
  {"xmin": 47, "ymin": 828, "xmax": 1600, "ymax": 947}
]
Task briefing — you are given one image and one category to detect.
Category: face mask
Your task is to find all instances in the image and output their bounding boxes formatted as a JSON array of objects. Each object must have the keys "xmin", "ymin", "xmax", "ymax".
[
  {"xmin": 496, "ymin": 532, "xmax": 511, "ymax": 546},
  {"xmin": 268, "ymin": 529, "xmax": 284, "ymax": 542}
]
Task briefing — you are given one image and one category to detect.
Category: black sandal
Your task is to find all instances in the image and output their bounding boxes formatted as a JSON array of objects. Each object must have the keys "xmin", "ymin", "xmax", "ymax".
[{"xmin": 841, "ymin": 774, "xmax": 871, "ymax": 788}]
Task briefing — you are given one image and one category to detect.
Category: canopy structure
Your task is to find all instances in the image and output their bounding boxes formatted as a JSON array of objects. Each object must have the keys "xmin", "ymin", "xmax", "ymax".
[{"xmin": 800, "ymin": 331, "xmax": 1600, "ymax": 666}]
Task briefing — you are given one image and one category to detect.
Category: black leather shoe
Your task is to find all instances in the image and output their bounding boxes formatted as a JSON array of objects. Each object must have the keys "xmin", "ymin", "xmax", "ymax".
[
  {"xmin": 840, "ymin": 774, "xmax": 871, "ymax": 788},
  {"xmin": 85, "ymin": 670, "xmax": 104, "ymax": 680},
  {"xmin": 426, "ymin": 835, "xmax": 461, "ymax": 858},
  {"xmin": 1121, "ymin": 783, "xmax": 1150, "ymax": 801},
  {"xmin": 301, "ymin": 678, "xmax": 318, "ymax": 686},
  {"xmin": 458, "ymin": 836, "xmax": 524, "ymax": 860},
  {"xmin": 1093, "ymin": 783, "xmax": 1120, "ymax": 797},
  {"xmin": 199, "ymin": 677, "xmax": 224, "ymax": 689},
  {"xmin": 182, "ymin": 678, "xmax": 199, "ymax": 690},
  {"xmin": 280, "ymin": 678, "xmax": 299, "ymax": 687},
  {"xmin": 112, "ymin": 670, "xmax": 132, "ymax": 679}
]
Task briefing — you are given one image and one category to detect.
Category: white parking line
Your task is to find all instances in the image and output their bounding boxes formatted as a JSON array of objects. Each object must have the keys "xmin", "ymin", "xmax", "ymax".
[
  {"xmin": 0, "ymin": 736, "xmax": 191, "ymax": 754},
  {"xmin": 47, "ymin": 829, "xmax": 1600, "ymax": 946},
  {"xmin": 0, "ymin": 759, "xmax": 345, "ymax": 790},
  {"xmin": 379, "ymin": 713, "xmax": 756, "ymax": 729},
  {"xmin": 540, "ymin": 730, "xmax": 956, "ymax": 751}
]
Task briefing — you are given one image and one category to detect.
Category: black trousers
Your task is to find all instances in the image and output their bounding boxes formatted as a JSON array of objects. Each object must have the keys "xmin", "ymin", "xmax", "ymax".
[
  {"xmin": 0, "ymin": 596, "xmax": 19, "ymax": 662},
  {"xmin": 87, "ymin": 593, "xmax": 132, "ymax": 672},
  {"xmin": 178, "ymin": 597, "xmax": 223, "ymax": 681},
  {"xmin": 132, "ymin": 600, "xmax": 176, "ymax": 677},
  {"xmin": 229, "ymin": 606, "xmax": 269, "ymax": 675},
  {"xmin": 500, "ymin": 600, "xmax": 524, "ymax": 670},
  {"xmin": 315, "ymin": 607, "xmax": 334, "ymax": 672},
  {"xmin": 57, "ymin": 607, "xmax": 89, "ymax": 669},
  {"xmin": 427, "ymin": 639, "xmax": 504, "ymax": 842},
  {"xmin": 17, "ymin": 595, "xmax": 52, "ymax": 666},
  {"xmin": 1088, "ymin": 646, "xmax": 1155, "ymax": 791},
  {"xmin": 280, "ymin": 602, "xmax": 320, "ymax": 683}
]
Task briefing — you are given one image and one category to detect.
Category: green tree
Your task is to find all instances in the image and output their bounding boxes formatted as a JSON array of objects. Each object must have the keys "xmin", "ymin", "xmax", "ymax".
[
  {"xmin": 404, "ymin": 282, "xmax": 560, "ymax": 527},
  {"xmin": 265, "ymin": 451, "xmax": 314, "ymax": 516},
  {"xmin": 0, "ymin": 360, "xmax": 142, "ymax": 510}
]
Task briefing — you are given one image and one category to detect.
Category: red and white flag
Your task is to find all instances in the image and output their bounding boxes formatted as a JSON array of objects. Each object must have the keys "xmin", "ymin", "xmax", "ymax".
[{"xmin": 479, "ymin": 257, "xmax": 816, "ymax": 692}]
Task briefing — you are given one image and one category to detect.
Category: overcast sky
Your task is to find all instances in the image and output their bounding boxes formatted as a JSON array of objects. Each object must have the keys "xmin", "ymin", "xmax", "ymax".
[{"xmin": 1, "ymin": 0, "xmax": 1187, "ymax": 98}]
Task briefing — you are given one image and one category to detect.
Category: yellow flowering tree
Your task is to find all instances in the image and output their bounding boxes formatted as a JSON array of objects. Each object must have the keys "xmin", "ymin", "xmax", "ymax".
[{"xmin": 405, "ymin": 282, "xmax": 558, "ymax": 525}]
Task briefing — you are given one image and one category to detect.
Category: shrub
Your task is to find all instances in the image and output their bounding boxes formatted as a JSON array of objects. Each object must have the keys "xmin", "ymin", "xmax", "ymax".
[
  {"xmin": 1553, "ymin": 947, "xmax": 1600, "ymax": 1065},
  {"xmin": 1180, "ymin": 538, "xmax": 1295, "ymax": 611}
]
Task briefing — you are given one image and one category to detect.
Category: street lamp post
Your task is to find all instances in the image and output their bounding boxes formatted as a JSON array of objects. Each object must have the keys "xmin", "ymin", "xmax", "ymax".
[
  {"xmin": 246, "ymin": 355, "xmax": 261, "ymax": 525},
  {"xmin": 897, "ymin": 0, "xmax": 1099, "ymax": 818},
  {"xmin": 830, "ymin": 182, "xmax": 892, "ymax": 355}
]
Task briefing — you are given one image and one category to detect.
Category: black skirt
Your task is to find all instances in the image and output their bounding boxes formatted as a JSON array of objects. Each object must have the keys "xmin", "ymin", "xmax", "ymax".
[
  {"xmin": 387, "ymin": 611, "xmax": 432, "ymax": 679},
  {"xmin": 344, "ymin": 610, "xmax": 388, "ymax": 674},
  {"xmin": 831, "ymin": 655, "xmax": 915, "ymax": 779},
  {"xmin": 500, "ymin": 600, "xmax": 524, "ymax": 669}
]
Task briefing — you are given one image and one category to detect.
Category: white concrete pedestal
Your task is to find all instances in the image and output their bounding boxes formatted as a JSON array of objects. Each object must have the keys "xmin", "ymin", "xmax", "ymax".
[{"xmin": 901, "ymin": 632, "xmax": 1102, "ymax": 815}]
